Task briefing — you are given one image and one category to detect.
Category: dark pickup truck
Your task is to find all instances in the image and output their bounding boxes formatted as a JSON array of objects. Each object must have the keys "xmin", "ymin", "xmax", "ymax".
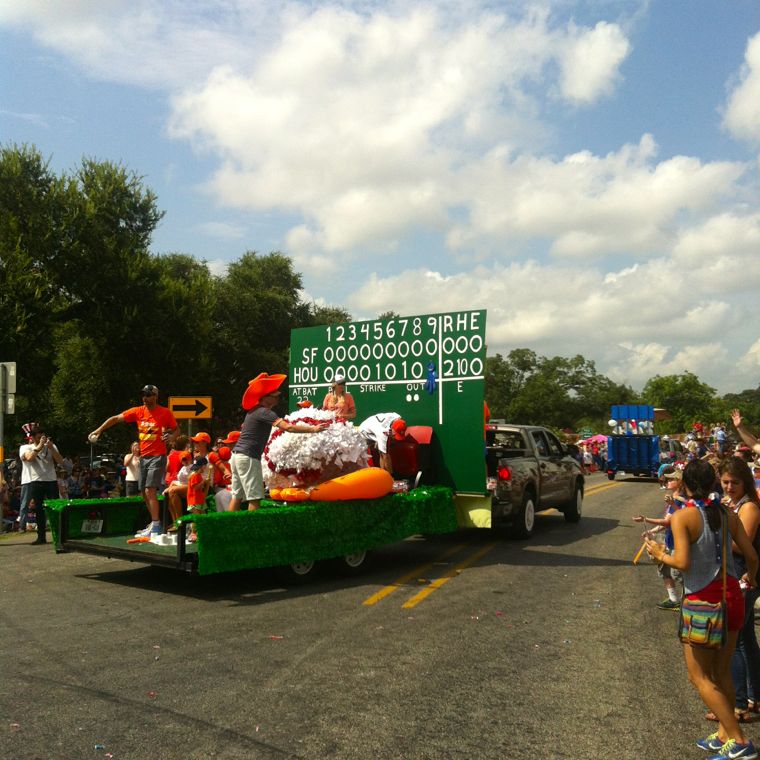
[{"xmin": 485, "ymin": 422, "xmax": 584, "ymax": 538}]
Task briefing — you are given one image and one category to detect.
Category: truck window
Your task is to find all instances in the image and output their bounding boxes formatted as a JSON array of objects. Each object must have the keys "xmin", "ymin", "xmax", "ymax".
[
  {"xmin": 490, "ymin": 431, "xmax": 527, "ymax": 450},
  {"xmin": 544, "ymin": 432, "xmax": 564, "ymax": 457},
  {"xmin": 531, "ymin": 431, "xmax": 549, "ymax": 457}
]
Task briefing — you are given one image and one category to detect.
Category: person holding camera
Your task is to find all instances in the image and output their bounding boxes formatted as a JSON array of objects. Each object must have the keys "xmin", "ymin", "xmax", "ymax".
[{"xmin": 19, "ymin": 422, "xmax": 64, "ymax": 544}]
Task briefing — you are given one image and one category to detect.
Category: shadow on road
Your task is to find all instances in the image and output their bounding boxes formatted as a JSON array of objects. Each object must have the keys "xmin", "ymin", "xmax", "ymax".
[{"xmin": 71, "ymin": 510, "xmax": 627, "ymax": 603}]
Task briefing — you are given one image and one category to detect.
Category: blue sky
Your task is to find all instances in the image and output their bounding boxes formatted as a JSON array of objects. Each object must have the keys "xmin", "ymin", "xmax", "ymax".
[{"xmin": 2, "ymin": 1, "xmax": 760, "ymax": 394}]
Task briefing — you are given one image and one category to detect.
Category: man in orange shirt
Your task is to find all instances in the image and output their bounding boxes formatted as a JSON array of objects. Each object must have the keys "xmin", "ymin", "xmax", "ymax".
[{"xmin": 89, "ymin": 384, "xmax": 178, "ymax": 536}]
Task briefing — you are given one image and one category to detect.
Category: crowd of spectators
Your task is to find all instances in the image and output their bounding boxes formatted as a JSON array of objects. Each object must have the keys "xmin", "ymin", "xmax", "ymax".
[{"xmin": 1, "ymin": 431, "xmax": 236, "ymax": 533}]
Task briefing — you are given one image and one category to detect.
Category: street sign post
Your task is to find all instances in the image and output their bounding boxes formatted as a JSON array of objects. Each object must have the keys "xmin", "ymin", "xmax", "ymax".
[
  {"xmin": 168, "ymin": 396, "xmax": 213, "ymax": 420},
  {"xmin": 0, "ymin": 362, "xmax": 14, "ymax": 467}
]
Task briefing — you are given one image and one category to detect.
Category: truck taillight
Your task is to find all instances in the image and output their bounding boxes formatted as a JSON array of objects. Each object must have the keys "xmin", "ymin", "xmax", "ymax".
[{"xmin": 497, "ymin": 466, "xmax": 511, "ymax": 481}]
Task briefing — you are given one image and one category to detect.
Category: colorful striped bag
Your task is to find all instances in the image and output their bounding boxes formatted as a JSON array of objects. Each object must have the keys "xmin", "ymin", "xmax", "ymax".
[{"xmin": 678, "ymin": 510, "xmax": 727, "ymax": 649}]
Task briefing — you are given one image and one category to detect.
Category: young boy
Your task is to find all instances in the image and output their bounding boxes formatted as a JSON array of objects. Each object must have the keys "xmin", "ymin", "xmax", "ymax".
[
  {"xmin": 186, "ymin": 456, "xmax": 209, "ymax": 543},
  {"xmin": 633, "ymin": 468, "xmax": 686, "ymax": 610}
]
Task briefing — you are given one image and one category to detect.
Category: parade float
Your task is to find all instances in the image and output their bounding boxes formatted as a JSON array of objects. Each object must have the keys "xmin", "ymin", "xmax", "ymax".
[{"xmin": 48, "ymin": 309, "xmax": 488, "ymax": 578}]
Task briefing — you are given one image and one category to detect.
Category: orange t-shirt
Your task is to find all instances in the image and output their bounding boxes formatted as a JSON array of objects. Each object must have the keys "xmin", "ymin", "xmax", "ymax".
[
  {"xmin": 165, "ymin": 449, "xmax": 190, "ymax": 485},
  {"xmin": 187, "ymin": 471, "xmax": 207, "ymax": 507},
  {"xmin": 213, "ymin": 461, "xmax": 231, "ymax": 488},
  {"xmin": 122, "ymin": 405, "xmax": 178, "ymax": 457}
]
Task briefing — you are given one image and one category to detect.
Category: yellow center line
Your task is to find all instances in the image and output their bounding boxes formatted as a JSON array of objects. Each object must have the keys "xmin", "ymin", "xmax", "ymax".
[
  {"xmin": 401, "ymin": 542, "xmax": 499, "ymax": 609},
  {"xmin": 585, "ymin": 481, "xmax": 623, "ymax": 497},
  {"xmin": 361, "ymin": 542, "xmax": 471, "ymax": 606},
  {"xmin": 364, "ymin": 480, "xmax": 623, "ymax": 608}
]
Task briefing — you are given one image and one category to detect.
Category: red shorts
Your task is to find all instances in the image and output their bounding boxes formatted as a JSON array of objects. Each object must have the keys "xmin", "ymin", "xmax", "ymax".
[{"xmin": 685, "ymin": 576, "xmax": 745, "ymax": 631}]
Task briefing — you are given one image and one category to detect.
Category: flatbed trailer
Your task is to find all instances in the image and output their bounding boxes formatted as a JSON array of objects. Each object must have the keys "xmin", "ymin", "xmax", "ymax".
[{"xmin": 45, "ymin": 487, "xmax": 457, "ymax": 577}]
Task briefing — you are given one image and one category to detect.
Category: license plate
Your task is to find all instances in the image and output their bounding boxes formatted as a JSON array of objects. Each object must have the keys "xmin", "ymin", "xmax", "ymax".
[{"xmin": 81, "ymin": 519, "xmax": 103, "ymax": 534}]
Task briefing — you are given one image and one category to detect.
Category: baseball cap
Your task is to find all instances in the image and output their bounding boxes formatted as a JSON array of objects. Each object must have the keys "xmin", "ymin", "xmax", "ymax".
[
  {"xmin": 218, "ymin": 446, "xmax": 232, "ymax": 461},
  {"xmin": 222, "ymin": 431, "xmax": 240, "ymax": 444},
  {"xmin": 191, "ymin": 432, "xmax": 211, "ymax": 443},
  {"xmin": 190, "ymin": 456, "xmax": 208, "ymax": 472},
  {"xmin": 141, "ymin": 384, "xmax": 158, "ymax": 396},
  {"xmin": 391, "ymin": 418, "xmax": 407, "ymax": 441},
  {"xmin": 333, "ymin": 375, "xmax": 346, "ymax": 386}
]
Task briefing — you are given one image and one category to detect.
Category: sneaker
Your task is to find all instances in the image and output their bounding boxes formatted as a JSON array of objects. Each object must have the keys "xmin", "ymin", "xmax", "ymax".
[
  {"xmin": 697, "ymin": 732, "xmax": 724, "ymax": 752},
  {"xmin": 657, "ymin": 598, "xmax": 681, "ymax": 610},
  {"xmin": 135, "ymin": 522, "xmax": 162, "ymax": 538},
  {"xmin": 708, "ymin": 739, "xmax": 758, "ymax": 759}
]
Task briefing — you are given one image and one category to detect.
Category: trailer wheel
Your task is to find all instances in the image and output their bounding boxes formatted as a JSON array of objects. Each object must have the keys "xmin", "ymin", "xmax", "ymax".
[
  {"xmin": 275, "ymin": 560, "xmax": 318, "ymax": 584},
  {"xmin": 564, "ymin": 484, "xmax": 583, "ymax": 524},
  {"xmin": 510, "ymin": 492, "xmax": 535, "ymax": 539},
  {"xmin": 332, "ymin": 550, "xmax": 370, "ymax": 576}
]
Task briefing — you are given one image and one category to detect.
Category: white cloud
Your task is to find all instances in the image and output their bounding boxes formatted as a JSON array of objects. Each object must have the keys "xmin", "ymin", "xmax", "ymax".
[
  {"xmin": 344, "ymin": 248, "xmax": 757, "ymax": 392},
  {"xmin": 448, "ymin": 136, "xmax": 745, "ymax": 258},
  {"xmin": 739, "ymin": 338, "xmax": 760, "ymax": 374},
  {"xmin": 204, "ymin": 258, "xmax": 229, "ymax": 278},
  {"xmin": 607, "ymin": 342, "xmax": 729, "ymax": 390},
  {"xmin": 165, "ymin": 4, "xmax": 633, "ymax": 259},
  {"xmin": 557, "ymin": 21, "xmax": 631, "ymax": 104},
  {"xmin": 724, "ymin": 31, "xmax": 760, "ymax": 143}
]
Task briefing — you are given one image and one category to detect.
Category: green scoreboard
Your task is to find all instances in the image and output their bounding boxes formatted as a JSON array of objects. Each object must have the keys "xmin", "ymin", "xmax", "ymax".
[{"xmin": 289, "ymin": 310, "xmax": 487, "ymax": 494}]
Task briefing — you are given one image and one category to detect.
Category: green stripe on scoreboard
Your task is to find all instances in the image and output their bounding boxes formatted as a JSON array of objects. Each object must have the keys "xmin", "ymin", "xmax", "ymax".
[{"xmin": 289, "ymin": 310, "xmax": 487, "ymax": 494}]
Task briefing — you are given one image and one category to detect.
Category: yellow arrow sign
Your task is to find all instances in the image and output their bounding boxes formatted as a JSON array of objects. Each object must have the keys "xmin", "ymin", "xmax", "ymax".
[{"xmin": 168, "ymin": 396, "xmax": 213, "ymax": 419}]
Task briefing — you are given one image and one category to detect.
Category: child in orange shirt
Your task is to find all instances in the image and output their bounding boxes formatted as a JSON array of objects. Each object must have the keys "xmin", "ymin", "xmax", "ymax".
[{"xmin": 186, "ymin": 456, "xmax": 209, "ymax": 543}]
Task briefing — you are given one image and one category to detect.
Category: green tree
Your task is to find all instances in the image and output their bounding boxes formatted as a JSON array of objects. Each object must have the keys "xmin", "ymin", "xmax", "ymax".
[
  {"xmin": 0, "ymin": 144, "xmax": 67, "ymax": 421},
  {"xmin": 310, "ymin": 305, "xmax": 352, "ymax": 326},
  {"xmin": 485, "ymin": 349, "xmax": 634, "ymax": 431},
  {"xmin": 641, "ymin": 372, "xmax": 718, "ymax": 432},
  {"xmin": 722, "ymin": 387, "xmax": 760, "ymax": 428},
  {"xmin": 211, "ymin": 251, "xmax": 311, "ymax": 421}
]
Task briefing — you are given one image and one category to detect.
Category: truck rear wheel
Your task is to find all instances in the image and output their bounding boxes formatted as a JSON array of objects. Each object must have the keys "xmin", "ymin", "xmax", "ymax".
[
  {"xmin": 275, "ymin": 560, "xmax": 318, "ymax": 584},
  {"xmin": 510, "ymin": 492, "xmax": 535, "ymax": 539},
  {"xmin": 564, "ymin": 483, "xmax": 583, "ymax": 523},
  {"xmin": 332, "ymin": 550, "xmax": 370, "ymax": 576}
]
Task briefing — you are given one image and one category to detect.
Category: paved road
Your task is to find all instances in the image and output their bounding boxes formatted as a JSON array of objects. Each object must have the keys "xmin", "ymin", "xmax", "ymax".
[{"xmin": 0, "ymin": 473, "xmax": 745, "ymax": 759}]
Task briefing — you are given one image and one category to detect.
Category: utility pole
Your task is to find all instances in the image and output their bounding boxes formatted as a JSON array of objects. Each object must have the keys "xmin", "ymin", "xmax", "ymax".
[{"xmin": 0, "ymin": 362, "xmax": 17, "ymax": 480}]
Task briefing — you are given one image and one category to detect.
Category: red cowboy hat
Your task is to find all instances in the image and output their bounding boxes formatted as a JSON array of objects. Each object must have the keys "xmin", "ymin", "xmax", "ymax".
[{"xmin": 242, "ymin": 373, "xmax": 286, "ymax": 411}]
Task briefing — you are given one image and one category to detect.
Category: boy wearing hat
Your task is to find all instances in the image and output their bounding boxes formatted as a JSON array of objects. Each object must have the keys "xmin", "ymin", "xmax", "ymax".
[
  {"xmin": 230, "ymin": 373, "xmax": 328, "ymax": 511},
  {"xmin": 89, "ymin": 385, "xmax": 178, "ymax": 536}
]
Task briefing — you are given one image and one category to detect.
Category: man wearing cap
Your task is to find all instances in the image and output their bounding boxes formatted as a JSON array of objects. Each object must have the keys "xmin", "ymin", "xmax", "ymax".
[
  {"xmin": 18, "ymin": 422, "xmax": 64, "ymax": 544},
  {"xmin": 89, "ymin": 385, "xmax": 178, "ymax": 536},
  {"xmin": 358, "ymin": 413, "xmax": 407, "ymax": 474},
  {"xmin": 230, "ymin": 374, "xmax": 329, "ymax": 511}
]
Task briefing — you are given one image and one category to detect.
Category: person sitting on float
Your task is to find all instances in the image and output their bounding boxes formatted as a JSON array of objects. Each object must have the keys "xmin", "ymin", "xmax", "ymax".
[{"xmin": 322, "ymin": 376, "xmax": 356, "ymax": 421}]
